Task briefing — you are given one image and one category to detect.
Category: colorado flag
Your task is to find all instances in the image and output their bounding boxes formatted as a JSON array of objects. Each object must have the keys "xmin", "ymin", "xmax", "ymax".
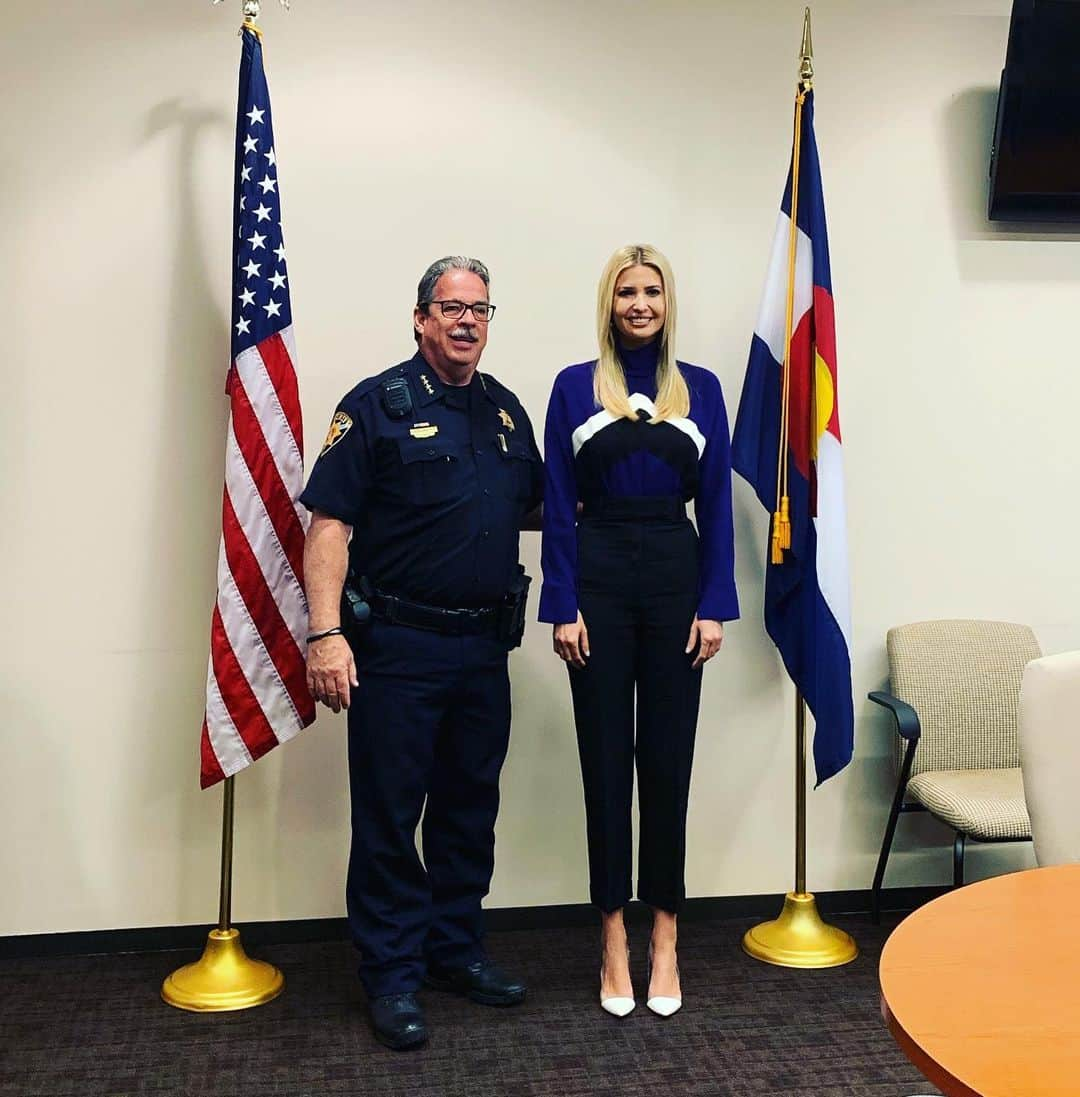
[{"xmin": 731, "ymin": 89, "xmax": 853, "ymax": 785}]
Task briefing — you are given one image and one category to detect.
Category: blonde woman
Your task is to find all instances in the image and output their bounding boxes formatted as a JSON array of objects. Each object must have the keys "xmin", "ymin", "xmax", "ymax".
[{"xmin": 539, "ymin": 245, "xmax": 739, "ymax": 1018}]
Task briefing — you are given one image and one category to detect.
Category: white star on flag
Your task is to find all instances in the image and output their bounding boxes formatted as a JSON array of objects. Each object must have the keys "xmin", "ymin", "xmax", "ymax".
[
  {"xmin": 247, "ymin": 231, "xmax": 267, "ymax": 250},
  {"xmin": 242, "ymin": 259, "xmax": 261, "ymax": 279},
  {"xmin": 263, "ymin": 299, "xmax": 282, "ymax": 318},
  {"xmin": 238, "ymin": 288, "xmax": 256, "ymax": 307},
  {"xmin": 274, "ymin": 244, "xmax": 286, "ymax": 262},
  {"xmin": 235, "ymin": 316, "xmax": 251, "ymax": 335},
  {"xmin": 259, "ymin": 175, "xmax": 277, "ymax": 195},
  {"xmin": 243, "ymin": 134, "xmax": 258, "ymax": 154},
  {"xmin": 240, "ymin": 165, "xmax": 252, "ymax": 182},
  {"xmin": 264, "ymin": 147, "xmax": 276, "ymax": 166},
  {"xmin": 269, "ymin": 271, "xmax": 287, "ymax": 291},
  {"xmin": 246, "ymin": 105, "xmax": 265, "ymax": 125},
  {"xmin": 253, "ymin": 203, "xmax": 273, "ymax": 223}
]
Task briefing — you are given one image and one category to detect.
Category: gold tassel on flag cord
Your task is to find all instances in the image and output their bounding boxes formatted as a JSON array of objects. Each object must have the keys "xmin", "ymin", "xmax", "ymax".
[{"xmin": 771, "ymin": 87, "xmax": 808, "ymax": 564}]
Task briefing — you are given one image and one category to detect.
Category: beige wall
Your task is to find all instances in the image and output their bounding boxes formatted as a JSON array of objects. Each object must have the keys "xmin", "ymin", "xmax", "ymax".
[{"xmin": 3, "ymin": 0, "xmax": 1077, "ymax": 936}]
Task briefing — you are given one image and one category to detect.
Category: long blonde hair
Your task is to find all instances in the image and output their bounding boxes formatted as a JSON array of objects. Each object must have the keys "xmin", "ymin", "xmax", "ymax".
[{"xmin": 594, "ymin": 244, "xmax": 690, "ymax": 422}]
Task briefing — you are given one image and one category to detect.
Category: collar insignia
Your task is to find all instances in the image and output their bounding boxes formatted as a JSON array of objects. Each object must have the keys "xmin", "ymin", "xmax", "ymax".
[
  {"xmin": 419, "ymin": 373, "xmax": 436, "ymax": 395},
  {"xmin": 498, "ymin": 408, "xmax": 515, "ymax": 431}
]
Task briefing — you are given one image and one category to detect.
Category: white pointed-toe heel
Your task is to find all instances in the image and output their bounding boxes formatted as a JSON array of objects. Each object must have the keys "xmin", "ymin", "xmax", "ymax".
[
  {"xmin": 646, "ymin": 944, "xmax": 682, "ymax": 1017},
  {"xmin": 601, "ymin": 993, "xmax": 636, "ymax": 1018},
  {"xmin": 600, "ymin": 947, "xmax": 636, "ymax": 1017},
  {"xmin": 646, "ymin": 994, "xmax": 682, "ymax": 1017}
]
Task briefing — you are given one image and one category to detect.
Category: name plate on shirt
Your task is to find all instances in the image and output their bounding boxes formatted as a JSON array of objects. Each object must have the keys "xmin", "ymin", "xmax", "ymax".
[{"xmin": 409, "ymin": 423, "xmax": 439, "ymax": 439}]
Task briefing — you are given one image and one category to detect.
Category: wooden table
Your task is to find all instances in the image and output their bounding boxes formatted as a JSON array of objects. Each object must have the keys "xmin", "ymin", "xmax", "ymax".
[{"xmin": 880, "ymin": 864, "xmax": 1080, "ymax": 1096}]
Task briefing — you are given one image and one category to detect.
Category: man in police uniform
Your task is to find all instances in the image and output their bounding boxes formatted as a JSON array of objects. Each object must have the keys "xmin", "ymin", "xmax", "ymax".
[{"xmin": 299, "ymin": 256, "xmax": 542, "ymax": 1051}]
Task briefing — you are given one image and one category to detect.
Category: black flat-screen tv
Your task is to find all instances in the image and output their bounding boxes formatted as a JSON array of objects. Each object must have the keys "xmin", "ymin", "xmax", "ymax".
[{"xmin": 988, "ymin": 0, "xmax": 1080, "ymax": 222}]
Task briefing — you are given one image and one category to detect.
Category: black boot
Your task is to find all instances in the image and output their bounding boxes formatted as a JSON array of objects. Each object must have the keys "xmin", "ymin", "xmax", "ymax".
[
  {"xmin": 424, "ymin": 960, "xmax": 527, "ymax": 1006},
  {"xmin": 369, "ymin": 992, "xmax": 428, "ymax": 1050}
]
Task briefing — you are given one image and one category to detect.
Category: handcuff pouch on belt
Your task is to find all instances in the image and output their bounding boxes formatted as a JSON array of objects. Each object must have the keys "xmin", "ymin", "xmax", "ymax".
[
  {"xmin": 496, "ymin": 565, "xmax": 531, "ymax": 649},
  {"xmin": 340, "ymin": 570, "xmax": 373, "ymax": 640}
]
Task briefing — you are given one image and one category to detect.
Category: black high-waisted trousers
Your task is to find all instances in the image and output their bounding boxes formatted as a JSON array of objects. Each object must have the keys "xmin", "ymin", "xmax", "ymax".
[{"xmin": 568, "ymin": 496, "xmax": 703, "ymax": 914}]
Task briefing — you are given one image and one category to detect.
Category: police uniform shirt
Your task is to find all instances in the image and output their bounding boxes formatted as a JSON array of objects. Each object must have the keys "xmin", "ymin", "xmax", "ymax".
[{"xmin": 300, "ymin": 351, "xmax": 543, "ymax": 609}]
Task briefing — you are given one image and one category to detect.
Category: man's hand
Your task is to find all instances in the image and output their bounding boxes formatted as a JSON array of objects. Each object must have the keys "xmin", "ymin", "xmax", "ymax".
[
  {"xmin": 686, "ymin": 617, "xmax": 724, "ymax": 670},
  {"xmin": 307, "ymin": 634, "xmax": 359, "ymax": 713},
  {"xmin": 554, "ymin": 612, "xmax": 590, "ymax": 669}
]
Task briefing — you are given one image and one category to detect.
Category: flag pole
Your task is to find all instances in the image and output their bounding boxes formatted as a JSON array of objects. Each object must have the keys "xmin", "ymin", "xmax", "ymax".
[
  {"xmin": 741, "ymin": 9, "xmax": 857, "ymax": 971},
  {"xmin": 162, "ymin": 1, "xmax": 290, "ymax": 1009},
  {"xmin": 162, "ymin": 777, "xmax": 284, "ymax": 1010}
]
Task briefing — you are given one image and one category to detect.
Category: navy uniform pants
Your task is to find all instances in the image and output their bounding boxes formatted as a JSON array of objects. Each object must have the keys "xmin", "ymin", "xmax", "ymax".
[
  {"xmin": 568, "ymin": 499, "xmax": 703, "ymax": 915},
  {"xmin": 346, "ymin": 617, "xmax": 511, "ymax": 998}
]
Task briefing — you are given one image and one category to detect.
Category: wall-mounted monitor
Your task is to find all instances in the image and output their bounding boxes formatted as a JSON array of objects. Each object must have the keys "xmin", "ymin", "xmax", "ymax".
[{"xmin": 988, "ymin": 0, "xmax": 1080, "ymax": 222}]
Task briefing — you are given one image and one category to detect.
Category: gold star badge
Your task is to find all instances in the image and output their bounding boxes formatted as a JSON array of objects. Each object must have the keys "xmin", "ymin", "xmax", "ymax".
[
  {"xmin": 498, "ymin": 408, "xmax": 515, "ymax": 431},
  {"xmin": 419, "ymin": 373, "xmax": 435, "ymax": 395},
  {"xmin": 319, "ymin": 411, "xmax": 353, "ymax": 456}
]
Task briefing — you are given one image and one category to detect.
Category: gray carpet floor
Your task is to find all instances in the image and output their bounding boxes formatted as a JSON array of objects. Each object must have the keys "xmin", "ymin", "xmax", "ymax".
[{"xmin": 0, "ymin": 912, "xmax": 940, "ymax": 1097}]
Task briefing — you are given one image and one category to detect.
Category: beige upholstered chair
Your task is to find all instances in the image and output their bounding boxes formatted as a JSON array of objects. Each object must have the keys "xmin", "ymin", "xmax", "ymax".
[
  {"xmin": 1019, "ymin": 651, "xmax": 1080, "ymax": 866},
  {"xmin": 868, "ymin": 620, "xmax": 1037, "ymax": 920}
]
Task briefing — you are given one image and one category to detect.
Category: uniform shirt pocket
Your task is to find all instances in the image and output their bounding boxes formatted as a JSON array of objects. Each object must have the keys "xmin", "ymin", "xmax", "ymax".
[
  {"xmin": 395, "ymin": 436, "xmax": 467, "ymax": 506},
  {"xmin": 496, "ymin": 437, "xmax": 537, "ymax": 501}
]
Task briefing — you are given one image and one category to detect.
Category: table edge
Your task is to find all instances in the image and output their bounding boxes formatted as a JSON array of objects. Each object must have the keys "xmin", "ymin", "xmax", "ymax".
[{"xmin": 880, "ymin": 989, "xmax": 982, "ymax": 1097}]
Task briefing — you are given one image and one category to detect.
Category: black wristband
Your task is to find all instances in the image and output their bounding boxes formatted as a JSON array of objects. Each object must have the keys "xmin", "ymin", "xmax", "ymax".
[{"xmin": 307, "ymin": 626, "xmax": 345, "ymax": 644}]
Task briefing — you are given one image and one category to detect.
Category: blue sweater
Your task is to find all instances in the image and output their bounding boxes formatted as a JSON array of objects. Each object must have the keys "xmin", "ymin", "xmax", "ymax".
[{"xmin": 538, "ymin": 341, "xmax": 740, "ymax": 625}]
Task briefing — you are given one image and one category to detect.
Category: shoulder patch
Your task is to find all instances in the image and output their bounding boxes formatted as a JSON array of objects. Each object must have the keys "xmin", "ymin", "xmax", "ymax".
[{"xmin": 320, "ymin": 411, "xmax": 353, "ymax": 456}]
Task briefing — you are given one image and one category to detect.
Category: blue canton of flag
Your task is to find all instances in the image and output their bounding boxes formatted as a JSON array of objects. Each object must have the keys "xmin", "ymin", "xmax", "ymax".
[{"xmin": 231, "ymin": 29, "xmax": 291, "ymax": 359}]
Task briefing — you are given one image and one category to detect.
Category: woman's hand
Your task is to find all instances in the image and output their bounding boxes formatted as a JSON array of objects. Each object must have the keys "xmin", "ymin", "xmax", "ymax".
[
  {"xmin": 306, "ymin": 634, "xmax": 359, "ymax": 713},
  {"xmin": 686, "ymin": 617, "xmax": 723, "ymax": 670},
  {"xmin": 554, "ymin": 612, "xmax": 590, "ymax": 669}
]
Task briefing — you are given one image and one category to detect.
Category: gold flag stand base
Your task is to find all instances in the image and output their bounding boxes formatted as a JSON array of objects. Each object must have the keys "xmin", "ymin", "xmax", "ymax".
[
  {"xmin": 742, "ymin": 892, "xmax": 858, "ymax": 969},
  {"xmin": 161, "ymin": 928, "xmax": 284, "ymax": 1012}
]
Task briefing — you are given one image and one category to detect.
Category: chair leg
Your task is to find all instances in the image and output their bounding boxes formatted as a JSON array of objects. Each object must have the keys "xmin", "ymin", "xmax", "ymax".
[
  {"xmin": 872, "ymin": 743, "xmax": 917, "ymax": 923},
  {"xmin": 953, "ymin": 832, "xmax": 967, "ymax": 888}
]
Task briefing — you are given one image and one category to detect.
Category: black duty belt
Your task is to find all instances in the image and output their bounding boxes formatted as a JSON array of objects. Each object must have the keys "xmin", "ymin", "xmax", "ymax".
[
  {"xmin": 580, "ymin": 495, "xmax": 687, "ymax": 522},
  {"xmin": 370, "ymin": 591, "xmax": 499, "ymax": 637}
]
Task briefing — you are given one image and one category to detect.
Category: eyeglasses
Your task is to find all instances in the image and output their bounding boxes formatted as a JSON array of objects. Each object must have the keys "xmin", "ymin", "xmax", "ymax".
[{"xmin": 427, "ymin": 299, "xmax": 496, "ymax": 322}]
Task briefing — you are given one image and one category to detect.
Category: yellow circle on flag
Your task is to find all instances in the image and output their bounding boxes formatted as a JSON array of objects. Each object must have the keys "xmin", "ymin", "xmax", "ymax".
[{"xmin": 814, "ymin": 351, "xmax": 835, "ymax": 449}]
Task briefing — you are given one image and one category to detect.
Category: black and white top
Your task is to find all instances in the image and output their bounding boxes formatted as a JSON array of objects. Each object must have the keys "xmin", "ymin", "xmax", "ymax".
[{"xmin": 538, "ymin": 341, "xmax": 739, "ymax": 625}]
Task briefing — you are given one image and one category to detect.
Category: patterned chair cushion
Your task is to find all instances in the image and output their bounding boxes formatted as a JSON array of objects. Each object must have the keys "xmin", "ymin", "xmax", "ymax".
[
  {"xmin": 906, "ymin": 767, "xmax": 1031, "ymax": 840},
  {"xmin": 887, "ymin": 620, "xmax": 1041, "ymax": 777}
]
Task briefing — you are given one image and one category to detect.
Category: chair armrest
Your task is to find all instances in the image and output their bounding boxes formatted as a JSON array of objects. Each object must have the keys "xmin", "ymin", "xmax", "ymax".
[{"xmin": 868, "ymin": 691, "xmax": 921, "ymax": 742}]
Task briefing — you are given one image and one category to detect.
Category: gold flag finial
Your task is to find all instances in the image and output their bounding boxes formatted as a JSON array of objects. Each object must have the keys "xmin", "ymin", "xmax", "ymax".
[
  {"xmin": 213, "ymin": 0, "xmax": 291, "ymax": 36},
  {"xmin": 799, "ymin": 8, "xmax": 814, "ymax": 91}
]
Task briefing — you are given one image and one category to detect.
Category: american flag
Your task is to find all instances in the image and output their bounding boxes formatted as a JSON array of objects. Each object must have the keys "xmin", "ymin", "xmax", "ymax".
[{"xmin": 200, "ymin": 26, "xmax": 315, "ymax": 789}]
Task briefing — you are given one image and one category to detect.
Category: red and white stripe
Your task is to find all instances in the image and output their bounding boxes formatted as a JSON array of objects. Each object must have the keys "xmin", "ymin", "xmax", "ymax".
[{"xmin": 200, "ymin": 326, "xmax": 315, "ymax": 788}]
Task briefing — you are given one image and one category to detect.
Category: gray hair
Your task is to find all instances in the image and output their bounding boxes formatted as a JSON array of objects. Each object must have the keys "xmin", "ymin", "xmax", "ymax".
[{"xmin": 414, "ymin": 256, "xmax": 490, "ymax": 343}]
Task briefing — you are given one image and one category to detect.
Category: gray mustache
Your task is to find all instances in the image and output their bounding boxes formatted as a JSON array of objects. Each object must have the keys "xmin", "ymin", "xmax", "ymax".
[{"xmin": 450, "ymin": 330, "xmax": 478, "ymax": 342}]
